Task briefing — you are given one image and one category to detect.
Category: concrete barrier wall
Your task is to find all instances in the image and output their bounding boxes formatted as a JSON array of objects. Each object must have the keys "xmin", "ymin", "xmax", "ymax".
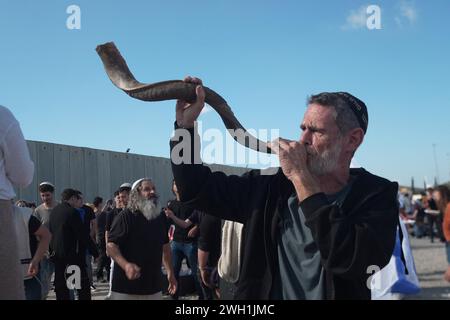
[{"xmin": 16, "ymin": 140, "xmax": 249, "ymax": 206}]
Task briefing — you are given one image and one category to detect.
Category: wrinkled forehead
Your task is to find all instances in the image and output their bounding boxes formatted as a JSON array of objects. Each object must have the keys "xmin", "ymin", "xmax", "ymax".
[
  {"xmin": 302, "ymin": 103, "xmax": 338, "ymax": 129},
  {"xmin": 141, "ymin": 180, "xmax": 156, "ymax": 190}
]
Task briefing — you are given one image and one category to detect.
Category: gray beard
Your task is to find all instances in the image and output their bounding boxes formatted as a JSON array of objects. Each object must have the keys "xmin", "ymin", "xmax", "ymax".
[
  {"xmin": 307, "ymin": 142, "xmax": 342, "ymax": 176},
  {"xmin": 137, "ymin": 199, "xmax": 161, "ymax": 221}
]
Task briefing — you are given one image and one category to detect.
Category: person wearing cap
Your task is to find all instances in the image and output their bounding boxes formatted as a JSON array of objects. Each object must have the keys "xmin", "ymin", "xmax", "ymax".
[
  {"xmin": 34, "ymin": 181, "xmax": 58, "ymax": 299},
  {"xmin": 107, "ymin": 178, "xmax": 177, "ymax": 300},
  {"xmin": 170, "ymin": 77, "xmax": 399, "ymax": 300},
  {"xmin": 104, "ymin": 185, "xmax": 131, "ymax": 299},
  {"xmin": 105, "ymin": 184, "xmax": 131, "ymax": 244},
  {"xmin": 35, "ymin": 182, "xmax": 57, "ymax": 224},
  {"xmin": 120, "ymin": 182, "xmax": 132, "ymax": 190}
]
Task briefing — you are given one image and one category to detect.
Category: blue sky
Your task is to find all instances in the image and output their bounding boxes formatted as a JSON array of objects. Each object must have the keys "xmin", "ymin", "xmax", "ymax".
[{"xmin": 1, "ymin": 0, "xmax": 449, "ymax": 187}]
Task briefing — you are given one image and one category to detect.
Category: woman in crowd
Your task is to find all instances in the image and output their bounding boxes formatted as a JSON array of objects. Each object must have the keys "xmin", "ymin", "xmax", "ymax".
[{"xmin": 433, "ymin": 185, "xmax": 450, "ymax": 282}]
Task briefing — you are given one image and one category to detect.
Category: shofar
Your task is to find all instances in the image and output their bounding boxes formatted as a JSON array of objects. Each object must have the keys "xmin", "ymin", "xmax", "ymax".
[{"xmin": 96, "ymin": 42, "xmax": 272, "ymax": 154}]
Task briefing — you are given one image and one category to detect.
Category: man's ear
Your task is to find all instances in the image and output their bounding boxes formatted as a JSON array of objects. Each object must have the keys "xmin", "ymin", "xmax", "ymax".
[{"xmin": 346, "ymin": 128, "xmax": 364, "ymax": 153}]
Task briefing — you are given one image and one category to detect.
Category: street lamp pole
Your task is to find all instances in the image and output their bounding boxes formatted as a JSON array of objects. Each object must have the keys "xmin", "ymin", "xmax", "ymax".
[{"xmin": 432, "ymin": 144, "xmax": 439, "ymax": 186}]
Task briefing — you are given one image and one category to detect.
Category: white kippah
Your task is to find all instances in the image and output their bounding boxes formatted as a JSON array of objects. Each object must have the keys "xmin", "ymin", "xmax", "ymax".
[
  {"xmin": 120, "ymin": 182, "xmax": 132, "ymax": 189},
  {"xmin": 131, "ymin": 178, "xmax": 151, "ymax": 191},
  {"xmin": 39, "ymin": 181, "xmax": 55, "ymax": 188}
]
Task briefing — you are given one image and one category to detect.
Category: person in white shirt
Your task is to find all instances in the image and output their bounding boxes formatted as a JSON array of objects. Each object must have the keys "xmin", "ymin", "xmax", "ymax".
[{"xmin": 0, "ymin": 105, "xmax": 34, "ymax": 300}]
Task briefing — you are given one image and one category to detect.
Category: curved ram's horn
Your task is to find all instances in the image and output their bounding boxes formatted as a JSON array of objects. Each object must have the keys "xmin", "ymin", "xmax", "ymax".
[{"xmin": 96, "ymin": 42, "xmax": 272, "ymax": 154}]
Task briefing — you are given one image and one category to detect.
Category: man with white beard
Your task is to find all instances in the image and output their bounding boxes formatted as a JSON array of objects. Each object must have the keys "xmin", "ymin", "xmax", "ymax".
[
  {"xmin": 170, "ymin": 77, "xmax": 399, "ymax": 300},
  {"xmin": 107, "ymin": 178, "xmax": 177, "ymax": 300}
]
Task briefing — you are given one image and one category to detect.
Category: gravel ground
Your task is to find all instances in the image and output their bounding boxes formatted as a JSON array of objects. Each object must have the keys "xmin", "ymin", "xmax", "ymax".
[{"xmin": 403, "ymin": 236, "xmax": 450, "ymax": 300}]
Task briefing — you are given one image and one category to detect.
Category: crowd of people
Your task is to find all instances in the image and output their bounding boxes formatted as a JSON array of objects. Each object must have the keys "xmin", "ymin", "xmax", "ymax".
[
  {"xmin": 2, "ymin": 76, "xmax": 450, "ymax": 301},
  {"xmin": 9, "ymin": 178, "xmax": 223, "ymax": 300},
  {"xmin": 0, "ymin": 103, "xmax": 223, "ymax": 301},
  {"xmin": 399, "ymin": 186, "xmax": 450, "ymax": 281}
]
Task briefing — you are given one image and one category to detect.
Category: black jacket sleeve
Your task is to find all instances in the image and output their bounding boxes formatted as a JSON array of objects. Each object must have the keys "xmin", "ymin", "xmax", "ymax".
[
  {"xmin": 197, "ymin": 214, "xmax": 222, "ymax": 254},
  {"xmin": 170, "ymin": 122, "xmax": 259, "ymax": 224},
  {"xmin": 299, "ymin": 180, "xmax": 398, "ymax": 280}
]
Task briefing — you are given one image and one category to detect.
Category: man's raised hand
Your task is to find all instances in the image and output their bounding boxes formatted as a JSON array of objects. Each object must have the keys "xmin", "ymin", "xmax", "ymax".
[{"xmin": 175, "ymin": 76, "xmax": 205, "ymax": 129}]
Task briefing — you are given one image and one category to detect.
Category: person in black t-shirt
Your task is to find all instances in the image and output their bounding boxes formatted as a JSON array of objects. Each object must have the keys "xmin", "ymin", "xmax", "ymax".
[
  {"xmin": 425, "ymin": 187, "xmax": 443, "ymax": 243},
  {"xmin": 105, "ymin": 191, "xmax": 121, "ymax": 243},
  {"xmin": 77, "ymin": 199, "xmax": 97, "ymax": 289},
  {"xmin": 95, "ymin": 206, "xmax": 109, "ymax": 282},
  {"xmin": 105, "ymin": 186, "xmax": 131, "ymax": 243},
  {"xmin": 104, "ymin": 186, "xmax": 131, "ymax": 299},
  {"xmin": 49, "ymin": 189, "xmax": 99, "ymax": 300},
  {"xmin": 107, "ymin": 178, "xmax": 177, "ymax": 300},
  {"xmin": 165, "ymin": 180, "xmax": 205, "ymax": 300},
  {"xmin": 165, "ymin": 208, "xmax": 222, "ymax": 300}
]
